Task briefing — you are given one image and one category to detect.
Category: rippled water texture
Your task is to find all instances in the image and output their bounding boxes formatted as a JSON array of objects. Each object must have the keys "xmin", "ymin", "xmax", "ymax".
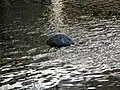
[{"xmin": 0, "ymin": 0, "xmax": 120, "ymax": 90}]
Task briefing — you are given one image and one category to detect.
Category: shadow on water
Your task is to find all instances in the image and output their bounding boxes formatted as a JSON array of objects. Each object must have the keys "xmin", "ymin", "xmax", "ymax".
[{"xmin": 0, "ymin": 0, "xmax": 120, "ymax": 90}]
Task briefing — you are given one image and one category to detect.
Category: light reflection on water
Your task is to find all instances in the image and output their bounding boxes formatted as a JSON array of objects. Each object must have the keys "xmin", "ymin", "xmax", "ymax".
[{"xmin": 0, "ymin": 0, "xmax": 120, "ymax": 90}]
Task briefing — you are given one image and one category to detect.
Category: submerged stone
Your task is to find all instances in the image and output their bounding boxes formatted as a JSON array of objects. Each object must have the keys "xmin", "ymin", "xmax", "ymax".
[{"xmin": 47, "ymin": 34, "xmax": 74, "ymax": 48}]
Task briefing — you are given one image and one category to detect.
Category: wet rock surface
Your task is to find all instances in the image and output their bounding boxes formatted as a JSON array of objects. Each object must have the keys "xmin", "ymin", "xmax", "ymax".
[{"xmin": 47, "ymin": 34, "xmax": 74, "ymax": 48}]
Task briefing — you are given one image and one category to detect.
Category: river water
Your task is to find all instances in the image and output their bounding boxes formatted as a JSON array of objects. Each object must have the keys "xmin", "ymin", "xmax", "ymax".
[{"xmin": 0, "ymin": 0, "xmax": 120, "ymax": 90}]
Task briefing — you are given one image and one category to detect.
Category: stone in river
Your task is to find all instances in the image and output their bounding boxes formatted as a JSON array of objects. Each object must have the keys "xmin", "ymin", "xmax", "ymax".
[{"xmin": 47, "ymin": 34, "xmax": 74, "ymax": 48}]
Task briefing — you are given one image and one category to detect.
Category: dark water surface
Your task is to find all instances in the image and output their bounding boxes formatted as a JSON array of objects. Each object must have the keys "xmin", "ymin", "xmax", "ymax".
[{"xmin": 0, "ymin": 0, "xmax": 120, "ymax": 90}]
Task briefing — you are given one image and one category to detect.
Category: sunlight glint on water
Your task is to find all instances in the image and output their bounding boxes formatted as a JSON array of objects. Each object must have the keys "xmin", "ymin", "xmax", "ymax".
[{"xmin": 50, "ymin": 0, "xmax": 65, "ymax": 33}]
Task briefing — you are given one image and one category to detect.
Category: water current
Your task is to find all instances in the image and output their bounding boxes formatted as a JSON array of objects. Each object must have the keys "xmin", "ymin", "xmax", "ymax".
[{"xmin": 0, "ymin": 0, "xmax": 120, "ymax": 90}]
